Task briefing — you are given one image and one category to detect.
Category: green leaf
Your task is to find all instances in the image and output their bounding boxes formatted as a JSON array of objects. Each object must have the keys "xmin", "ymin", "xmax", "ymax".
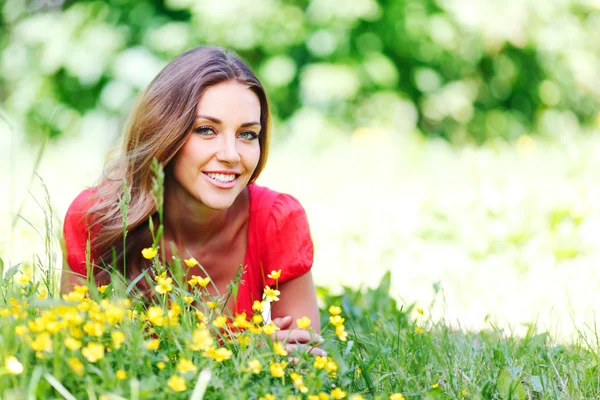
[{"xmin": 498, "ymin": 367, "xmax": 527, "ymax": 400}]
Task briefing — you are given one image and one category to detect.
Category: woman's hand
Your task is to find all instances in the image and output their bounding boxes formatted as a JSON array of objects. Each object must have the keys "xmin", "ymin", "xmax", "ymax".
[{"xmin": 271, "ymin": 316, "xmax": 327, "ymax": 357}]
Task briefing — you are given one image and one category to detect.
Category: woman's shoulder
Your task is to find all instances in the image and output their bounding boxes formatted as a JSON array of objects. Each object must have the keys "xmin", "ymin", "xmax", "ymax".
[
  {"xmin": 65, "ymin": 187, "xmax": 99, "ymax": 224},
  {"xmin": 247, "ymin": 183, "xmax": 306, "ymax": 217}
]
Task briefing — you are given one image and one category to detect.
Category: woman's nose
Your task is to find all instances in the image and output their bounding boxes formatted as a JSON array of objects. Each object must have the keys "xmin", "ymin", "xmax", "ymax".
[{"xmin": 216, "ymin": 136, "xmax": 240, "ymax": 165}]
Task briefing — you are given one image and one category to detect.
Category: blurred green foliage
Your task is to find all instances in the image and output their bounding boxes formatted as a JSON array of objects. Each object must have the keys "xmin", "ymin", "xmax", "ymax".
[{"xmin": 1, "ymin": 0, "xmax": 599, "ymax": 144}]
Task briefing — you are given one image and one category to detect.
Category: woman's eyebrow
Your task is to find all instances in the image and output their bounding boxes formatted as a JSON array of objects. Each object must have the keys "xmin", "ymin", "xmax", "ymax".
[{"xmin": 196, "ymin": 114, "xmax": 261, "ymax": 128}]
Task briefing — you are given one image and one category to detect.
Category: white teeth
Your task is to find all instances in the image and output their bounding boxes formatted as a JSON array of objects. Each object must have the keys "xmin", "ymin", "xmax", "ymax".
[{"xmin": 206, "ymin": 173, "xmax": 236, "ymax": 183}]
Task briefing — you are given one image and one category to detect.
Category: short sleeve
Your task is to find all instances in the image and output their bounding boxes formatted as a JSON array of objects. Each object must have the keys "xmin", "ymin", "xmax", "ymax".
[
  {"xmin": 262, "ymin": 193, "xmax": 314, "ymax": 286},
  {"xmin": 63, "ymin": 189, "xmax": 97, "ymax": 276}
]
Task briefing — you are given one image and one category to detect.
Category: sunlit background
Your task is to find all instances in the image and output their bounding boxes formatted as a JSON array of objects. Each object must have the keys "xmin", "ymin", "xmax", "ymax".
[{"xmin": 2, "ymin": 0, "xmax": 600, "ymax": 341}]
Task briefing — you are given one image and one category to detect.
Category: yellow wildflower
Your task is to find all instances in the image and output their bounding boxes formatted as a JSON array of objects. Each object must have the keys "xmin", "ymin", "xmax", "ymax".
[
  {"xmin": 328, "ymin": 305, "xmax": 342, "ymax": 315},
  {"xmin": 329, "ymin": 315, "xmax": 345, "ymax": 327},
  {"xmin": 349, "ymin": 395, "xmax": 365, "ymax": 400},
  {"xmin": 141, "ymin": 247, "xmax": 157, "ymax": 259},
  {"xmin": 259, "ymin": 395, "xmax": 275, "ymax": 400},
  {"xmin": 212, "ymin": 316, "xmax": 227, "ymax": 328},
  {"xmin": 63, "ymin": 285, "xmax": 88, "ymax": 302},
  {"xmin": 31, "ymin": 333, "xmax": 53, "ymax": 353},
  {"xmin": 460, "ymin": 390, "xmax": 468, "ymax": 396},
  {"xmin": 274, "ymin": 342, "xmax": 288, "ymax": 357},
  {"xmin": 37, "ymin": 287, "xmax": 48, "ymax": 299},
  {"xmin": 206, "ymin": 301, "xmax": 219, "ymax": 309},
  {"xmin": 252, "ymin": 300, "xmax": 264, "ymax": 312},
  {"xmin": 176, "ymin": 358, "xmax": 197, "ymax": 374},
  {"xmin": 183, "ymin": 296, "xmax": 194, "ymax": 304},
  {"xmin": 147, "ymin": 306, "xmax": 164, "ymax": 326},
  {"xmin": 17, "ymin": 272, "xmax": 31, "ymax": 285},
  {"xmin": 431, "ymin": 383, "xmax": 439, "ymax": 389},
  {"xmin": 238, "ymin": 335, "xmax": 251, "ymax": 346},
  {"xmin": 263, "ymin": 286, "xmax": 280, "ymax": 302},
  {"xmin": 314, "ymin": 356, "xmax": 328, "ymax": 369},
  {"xmin": 184, "ymin": 257, "xmax": 198, "ymax": 267},
  {"xmin": 245, "ymin": 358, "xmax": 262, "ymax": 374},
  {"xmin": 67, "ymin": 358, "xmax": 84, "ymax": 376},
  {"xmin": 198, "ymin": 277, "xmax": 211, "ymax": 287},
  {"xmin": 5, "ymin": 356, "xmax": 23, "ymax": 375},
  {"xmin": 97, "ymin": 285, "xmax": 109, "ymax": 294},
  {"xmin": 167, "ymin": 375, "xmax": 187, "ymax": 392},
  {"xmin": 416, "ymin": 307, "xmax": 424, "ymax": 315},
  {"xmin": 116, "ymin": 370, "xmax": 128, "ymax": 380},
  {"xmin": 267, "ymin": 269, "xmax": 282, "ymax": 280},
  {"xmin": 65, "ymin": 337, "xmax": 82, "ymax": 351},
  {"xmin": 157, "ymin": 361, "xmax": 166, "ymax": 370},
  {"xmin": 190, "ymin": 328, "xmax": 214, "ymax": 351},
  {"xmin": 290, "ymin": 372, "xmax": 309, "ymax": 393},
  {"xmin": 14, "ymin": 325, "xmax": 27, "ymax": 337},
  {"xmin": 331, "ymin": 388, "xmax": 346, "ymax": 399},
  {"xmin": 270, "ymin": 361, "xmax": 287, "ymax": 378},
  {"xmin": 415, "ymin": 326, "xmax": 425, "ymax": 334},
  {"xmin": 82, "ymin": 342, "xmax": 105, "ymax": 363},
  {"xmin": 155, "ymin": 277, "xmax": 173, "ymax": 294},
  {"xmin": 297, "ymin": 316, "xmax": 311, "ymax": 329},
  {"xmin": 111, "ymin": 331, "xmax": 126, "ymax": 350},
  {"xmin": 390, "ymin": 394, "xmax": 406, "ymax": 400},
  {"xmin": 146, "ymin": 339, "xmax": 160, "ymax": 350},
  {"xmin": 233, "ymin": 313, "xmax": 250, "ymax": 329},
  {"xmin": 262, "ymin": 322, "xmax": 279, "ymax": 335},
  {"xmin": 203, "ymin": 347, "xmax": 232, "ymax": 362},
  {"xmin": 325, "ymin": 359, "xmax": 338, "ymax": 374},
  {"xmin": 248, "ymin": 324, "xmax": 263, "ymax": 334},
  {"xmin": 336, "ymin": 325, "xmax": 348, "ymax": 341}
]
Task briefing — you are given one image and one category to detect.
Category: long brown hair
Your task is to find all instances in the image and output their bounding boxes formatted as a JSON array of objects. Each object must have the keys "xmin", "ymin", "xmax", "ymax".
[{"xmin": 85, "ymin": 46, "xmax": 271, "ymax": 291}]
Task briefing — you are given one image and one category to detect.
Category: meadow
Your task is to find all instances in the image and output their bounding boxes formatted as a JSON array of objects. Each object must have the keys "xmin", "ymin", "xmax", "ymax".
[{"xmin": 2, "ymin": 124, "xmax": 600, "ymax": 398}]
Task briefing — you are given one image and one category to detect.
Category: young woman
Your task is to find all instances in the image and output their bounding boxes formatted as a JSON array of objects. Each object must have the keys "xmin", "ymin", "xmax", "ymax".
[{"xmin": 62, "ymin": 46, "xmax": 323, "ymax": 355}]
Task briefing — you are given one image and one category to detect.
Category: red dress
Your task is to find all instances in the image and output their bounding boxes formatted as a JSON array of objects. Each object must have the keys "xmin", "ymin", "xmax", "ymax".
[{"xmin": 63, "ymin": 184, "xmax": 314, "ymax": 315}]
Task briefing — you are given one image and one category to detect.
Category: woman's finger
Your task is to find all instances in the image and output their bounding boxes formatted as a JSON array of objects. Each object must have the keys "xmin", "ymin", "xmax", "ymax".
[
  {"xmin": 272, "ymin": 315, "xmax": 292, "ymax": 330},
  {"xmin": 283, "ymin": 343, "xmax": 328, "ymax": 357},
  {"xmin": 273, "ymin": 329, "xmax": 323, "ymax": 344}
]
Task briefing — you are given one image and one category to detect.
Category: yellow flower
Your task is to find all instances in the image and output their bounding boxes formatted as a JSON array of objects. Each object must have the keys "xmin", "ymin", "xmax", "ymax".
[
  {"xmin": 5, "ymin": 356, "xmax": 23, "ymax": 375},
  {"xmin": 253, "ymin": 314, "xmax": 264, "ymax": 324},
  {"xmin": 64, "ymin": 337, "xmax": 82, "ymax": 351},
  {"xmin": 67, "ymin": 358, "xmax": 84, "ymax": 376},
  {"xmin": 184, "ymin": 257, "xmax": 198, "ymax": 267},
  {"xmin": 263, "ymin": 286, "xmax": 280, "ymax": 302},
  {"xmin": 270, "ymin": 361, "xmax": 287, "ymax": 378},
  {"xmin": 157, "ymin": 361, "xmax": 166, "ymax": 370},
  {"xmin": 252, "ymin": 300, "xmax": 264, "ymax": 312},
  {"xmin": 155, "ymin": 277, "xmax": 173, "ymax": 294},
  {"xmin": 31, "ymin": 333, "xmax": 53, "ymax": 353},
  {"xmin": 82, "ymin": 342, "xmax": 105, "ymax": 363},
  {"xmin": 97, "ymin": 285, "xmax": 109, "ymax": 294},
  {"xmin": 176, "ymin": 358, "xmax": 197, "ymax": 374},
  {"xmin": 416, "ymin": 307, "xmax": 424, "ymax": 315},
  {"xmin": 267, "ymin": 269, "xmax": 282, "ymax": 280},
  {"xmin": 116, "ymin": 370, "xmax": 128, "ymax": 380},
  {"xmin": 329, "ymin": 315, "xmax": 345, "ymax": 327},
  {"xmin": 111, "ymin": 331, "xmax": 126, "ymax": 350},
  {"xmin": 390, "ymin": 394, "xmax": 406, "ymax": 400},
  {"xmin": 167, "ymin": 375, "xmax": 187, "ymax": 392},
  {"xmin": 431, "ymin": 383, "xmax": 439, "ymax": 389},
  {"xmin": 37, "ymin": 287, "xmax": 48, "ymax": 299},
  {"xmin": 262, "ymin": 322, "xmax": 280, "ymax": 335},
  {"xmin": 314, "ymin": 356, "xmax": 328, "ymax": 369},
  {"xmin": 147, "ymin": 306, "xmax": 164, "ymax": 326},
  {"xmin": 328, "ymin": 305, "xmax": 342, "ymax": 315},
  {"xmin": 296, "ymin": 316, "xmax": 311, "ymax": 329},
  {"xmin": 415, "ymin": 326, "xmax": 425, "ymax": 334},
  {"xmin": 331, "ymin": 388, "xmax": 347, "ymax": 399},
  {"xmin": 245, "ymin": 358, "xmax": 262, "ymax": 374},
  {"xmin": 206, "ymin": 301, "xmax": 219, "ymax": 309},
  {"xmin": 146, "ymin": 339, "xmax": 160, "ymax": 350},
  {"xmin": 460, "ymin": 390, "xmax": 468, "ymax": 396},
  {"xmin": 233, "ymin": 313, "xmax": 250, "ymax": 329},
  {"xmin": 141, "ymin": 247, "xmax": 158, "ymax": 259},
  {"xmin": 212, "ymin": 316, "xmax": 228, "ymax": 328},
  {"xmin": 336, "ymin": 325, "xmax": 348, "ymax": 341},
  {"xmin": 17, "ymin": 272, "xmax": 31, "ymax": 285},
  {"xmin": 238, "ymin": 335, "xmax": 251, "ymax": 346},
  {"xmin": 325, "ymin": 358, "xmax": 338, "ymax": 373},
  {"xmin": 259, "ymin": 395, "xmax": 275, "ymax": 400},
  {"xmin": 14, "ymin": 325, "xmax": 27, "ymax": 337},
  {"xmin": 183, "ymin": 296, "xmax": 194, "ymax": 304},
  {"xmin": 349, "ymin": 395, "xmax": 365, "ymax": 400},
  {"xmin": 274, "ymin": 342, "xmax": 288, "ymax": 357},
  {"xmin": 203, "ymin": 347, "xmax": 232, "ymax": 362},
  {"xmin": 198, "ymin": 277, "xmax": 211, "ymax": 287}
]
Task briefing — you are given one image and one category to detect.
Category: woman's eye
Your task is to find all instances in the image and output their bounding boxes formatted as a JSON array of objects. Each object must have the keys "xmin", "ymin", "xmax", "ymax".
[
  {"xmin": 239, "ymin": 131, "xmax": 259, "ymax": 140},
  {"xmin": 195, "ymin": 126, "xmax": 216, "ymax": 136}
]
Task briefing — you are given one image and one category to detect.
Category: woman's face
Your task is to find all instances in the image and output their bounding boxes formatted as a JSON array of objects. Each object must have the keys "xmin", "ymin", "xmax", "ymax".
[{"xmin": 169, "ymin": 80, "xmax": 262, "ymax": 210}]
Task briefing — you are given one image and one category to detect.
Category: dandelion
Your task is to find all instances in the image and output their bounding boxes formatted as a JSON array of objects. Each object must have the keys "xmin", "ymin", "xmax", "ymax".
[
  {"xmin": 263, "ymin": 286, "xmax": 280, "ymax": 302},
  {"xmin": 67, "ymin": 358, "xmax": 84, "ymax": 376},
  {"xmin": 267, "ymin": 269, "xmax": 282, "ymax": 280},
  {"xmin": 297, "ymin": 316, "xmax": 311, "ymax": 329},
  {"xmin": 184, "ymin": 257, "xmax": 198, "ymax": 267},
  {"xmin": 82, "ymin": 342, "xmax": 105, "ymax": 363},
  {"xmin": 167, "ymin": 375, "xmax": 187, "ymax": 392},
  {"xmin": 270, "ymin": 361, "xmax": 287, "ymax": 378},
  {"xmin": 5, "ymin": 356, "xmax": 23, "ymax": 375},
  {"xmin": 146, "ymin": 339, "xmax": 160, "ymax": 350},
  {"xmin": 328, "ymin": 305, "xmax": 342, "ymax": 315},
  {"xmin": 415, "ymin": 326, "xmax": 425, "ymax": 334},
  {"xmin": 390, "ymin": 394, "xmax": 405, "ymax": 400},
  {"xmin": 252, "ymin": 300, "xmax": 264, "ymax": 312},
  {"xmin": 116, "ymin": 370, "xmax": 128, "ymax": 380},
  {"xmin": 274, "ymin": 342, "xmax": 288, "ymax": 357},
  {"xmin": 212, "ymin": 316, "xmax": 227, "ymax": 328},
  {"xmin": 245, "ymin": 358, "xmax": 262, "ymax": 374},
  {"xmin": 331, "ymin": 388, "xmax": 347, "ymax": 399},
  {"xmin": 141, "ymin": 247, "xmax": 158, "ymax": 259},
  {"xmin": 176, "ymin": 358, "xmax": 197, "ymax": 374},
  {"xmin": 262, "ymin": 322, "xmax": 279, "ymax": 335}
]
